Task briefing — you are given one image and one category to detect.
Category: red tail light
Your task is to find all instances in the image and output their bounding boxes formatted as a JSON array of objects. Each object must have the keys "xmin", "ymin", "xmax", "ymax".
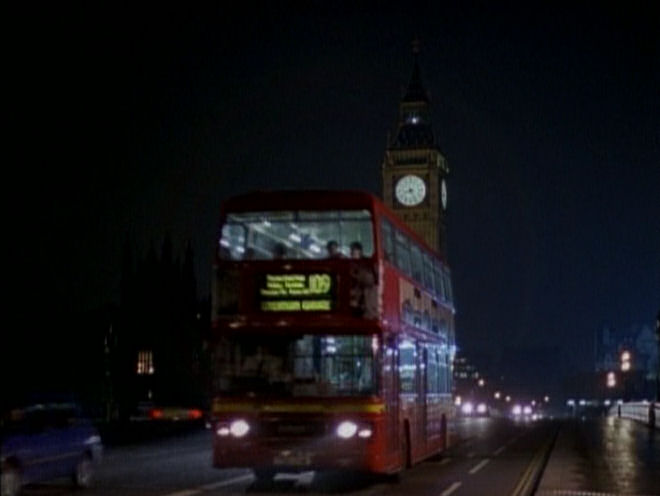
[
  {"xmin": 149, "ymin": 408, "xmax": 163, "ymax": 419},
  {"xmin": 188, "ymin": 409, "xmax": 203, "ymax": 420}
]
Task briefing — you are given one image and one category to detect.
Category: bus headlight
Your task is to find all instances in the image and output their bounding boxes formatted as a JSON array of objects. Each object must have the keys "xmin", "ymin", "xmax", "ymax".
[
  {"xmin": 229, "ymin": 419, "xmax": 250, "ymax": 437},
  {"xmin": 336, "ymin": 421, "xmax": 358, "ymax": 439},
  {"xmin": 357, "ymin": 428, "xmax": 373, "ymax": 438}
]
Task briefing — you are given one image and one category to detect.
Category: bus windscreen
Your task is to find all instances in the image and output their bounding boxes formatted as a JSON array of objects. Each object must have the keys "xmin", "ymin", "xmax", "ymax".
[{"xmin": 213, "ymin": 334, "xmax": 379, "ymax": 397}]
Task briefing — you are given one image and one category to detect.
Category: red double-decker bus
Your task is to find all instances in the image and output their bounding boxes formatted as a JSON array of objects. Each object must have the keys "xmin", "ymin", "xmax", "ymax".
[{"xmin": 210, "ymin": 190, "xmax": 455, "ymax": 480}]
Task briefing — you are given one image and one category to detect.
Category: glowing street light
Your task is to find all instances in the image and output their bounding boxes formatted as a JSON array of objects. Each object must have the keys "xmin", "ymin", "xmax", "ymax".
[
  {"xmin": 478, "ymin": 378, "xmax": 485, "ymax": 387},
  {"xmin": 606, "ymin": 371, "xmax": 616, "ymax": 388},
  {"xmin": 620, "ymin": 350, "xmax": 631, "ymax": 372},
  {"xmin": 494, "ymin": 391, "xmax": 501, "ymax": 399},
  {"xmin": 505, "ymin": 395, "xmax": 511, "ymax": 402},
  {"xmin": 544, "ymin": 395, "xmax": 550, "ymax": 403}
]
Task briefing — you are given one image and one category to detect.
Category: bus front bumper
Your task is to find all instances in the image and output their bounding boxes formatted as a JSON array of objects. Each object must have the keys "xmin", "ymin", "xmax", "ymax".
[{"xmin": 213, "ymin": 437, "xmax": 385, "ymax": 473}]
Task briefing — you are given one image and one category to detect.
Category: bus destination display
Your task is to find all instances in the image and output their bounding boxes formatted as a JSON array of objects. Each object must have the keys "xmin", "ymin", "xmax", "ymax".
[{"xmin": 258, "ymin": 273, "xmax": 334, "ymax": 311}]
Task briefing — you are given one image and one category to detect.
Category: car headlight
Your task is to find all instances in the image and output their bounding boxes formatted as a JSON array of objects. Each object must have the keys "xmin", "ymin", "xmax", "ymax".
[
  {"xmin": 523, "ymin": 406, "xmax": 532, "ymax": 415},
  {"xmin": 229, "ymin": 419, "xmax": 250, "ymax": 437},
  {"xmin": 477, "ymin": 403, "xmax": 487, "ymax": 414},
  {"xmin": 461, "ymin": 402, "xmax": 473, "ymax": 415},
  {"xmin": 512, "ymin": 405, "xmax": 522, "ymax": 415},
  {"xmin": 336, "ymin": 421, "xmax": 358, "ymax": 439}
]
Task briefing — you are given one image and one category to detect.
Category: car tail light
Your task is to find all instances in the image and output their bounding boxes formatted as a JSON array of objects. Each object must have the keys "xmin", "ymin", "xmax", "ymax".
[{"xmin": 149, "ymin": 408, "xmax": 163, "ymax": 419}]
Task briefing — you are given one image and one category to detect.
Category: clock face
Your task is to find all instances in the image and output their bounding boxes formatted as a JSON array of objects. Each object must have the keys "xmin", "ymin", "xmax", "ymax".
[
  {"xmin": 441, "ymin": 179, "xmax": 447, "ymax": 210},
  {"xmin": 395, "ymin": 175, "xmax": 426, "ymax": 206}
]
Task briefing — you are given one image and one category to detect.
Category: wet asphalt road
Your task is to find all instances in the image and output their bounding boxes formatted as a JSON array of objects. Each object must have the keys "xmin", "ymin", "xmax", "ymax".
[{"xmin": 18, "ymin": 417, "xmax": 660, "ymax": 496}]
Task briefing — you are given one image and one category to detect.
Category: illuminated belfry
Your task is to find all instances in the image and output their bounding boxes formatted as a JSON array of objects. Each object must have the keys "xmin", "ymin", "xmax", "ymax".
[{"xmin": 382, "ymin": 41, "xmax": 449, "ymax": 258}]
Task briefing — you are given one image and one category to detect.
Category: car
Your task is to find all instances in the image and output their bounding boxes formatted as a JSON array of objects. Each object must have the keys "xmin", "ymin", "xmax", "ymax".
[{"xmin": 1, "ymin": 402, "xmax": 103, "ymax": 496}]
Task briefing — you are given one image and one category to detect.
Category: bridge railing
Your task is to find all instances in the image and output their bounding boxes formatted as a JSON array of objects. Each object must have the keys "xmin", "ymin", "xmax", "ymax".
[{"xmin": 608, "ymin": 401, "xmax": 659, "ymax": 429}]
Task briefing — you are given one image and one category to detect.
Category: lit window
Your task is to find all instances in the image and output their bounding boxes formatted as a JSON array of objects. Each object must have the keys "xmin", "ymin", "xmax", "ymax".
[{"xmin": 137, "ymin": 350, "xmax": 154, "ymax": 375}]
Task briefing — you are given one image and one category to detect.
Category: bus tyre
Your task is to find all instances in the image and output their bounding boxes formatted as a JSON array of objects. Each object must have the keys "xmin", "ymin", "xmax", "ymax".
[
  {"xmin": 401, "ymin": 422, "xmax": 411, "ymax": 469},
  {"xmin": 73, "ymin": 454, "xmax": 94, "ymax": 488},
  {"xmin": 1, "ymin": 463, "xmax": 21, "ymax": 496}
]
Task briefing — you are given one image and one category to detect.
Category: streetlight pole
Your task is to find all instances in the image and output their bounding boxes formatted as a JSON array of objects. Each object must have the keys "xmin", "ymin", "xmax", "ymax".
[{"xmin": 655, "ymin": 310, "xmax": 660, "ymax": 403}]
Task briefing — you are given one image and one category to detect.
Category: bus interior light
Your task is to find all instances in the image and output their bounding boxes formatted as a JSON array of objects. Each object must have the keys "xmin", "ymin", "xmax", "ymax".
[
  {"xmin": 336, "ymin": 421, "xmax": 358, "ymax": 439},
  {"xmin": 229, "ymin": 419, "xmax": 250, "ymax": 437}
]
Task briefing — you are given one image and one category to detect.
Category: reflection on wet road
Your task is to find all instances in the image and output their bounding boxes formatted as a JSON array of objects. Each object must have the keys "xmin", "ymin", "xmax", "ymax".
[
  {"xmin": 18, "ymin": 417, "xmax": 660, "ymax": 496},
  {"xmin": 537, "ymin": 416, "xmax": 660, "ymax": 495}
]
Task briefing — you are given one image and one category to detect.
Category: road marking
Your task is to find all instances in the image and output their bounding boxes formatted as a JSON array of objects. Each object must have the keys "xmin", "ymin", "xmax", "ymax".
[
  {"xmin": 162, "ymin": 474, "xmax": 254, "ymax": 496},
  {"xmin": 493, "ymin": 445, "xmax": 507, "ymax": 455},
  {"xmin": 440, "ymin": 481, "xmax": 462, "ymax": 496},
  {"xmin": 468, "ymin": 458, "xmax": 490, "ymax": 474},
  {"xmin": 440, "ymin": 457, "xmax": 452, "ymax": 465},
  {"xmin": 199, "ymin": 474, "xmax": 254, "ymax": 490}
]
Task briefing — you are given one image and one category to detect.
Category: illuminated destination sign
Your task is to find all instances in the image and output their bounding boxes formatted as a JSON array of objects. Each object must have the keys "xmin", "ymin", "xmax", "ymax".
[{"xmin": 258, "ymin": 273, "xmax": 334, "ymax": 312}]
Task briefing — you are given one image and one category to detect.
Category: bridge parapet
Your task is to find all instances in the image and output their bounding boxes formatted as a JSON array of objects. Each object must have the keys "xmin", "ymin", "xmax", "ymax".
[{"xmin": 608, "ymin": 401, "xmax": 659, "ymax": 429}]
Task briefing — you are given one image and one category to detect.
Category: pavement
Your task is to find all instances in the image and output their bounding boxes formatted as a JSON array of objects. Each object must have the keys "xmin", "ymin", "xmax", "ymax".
[{"xmin": 536, "ymin": 416, "xmax": 660, "ymax": 496}]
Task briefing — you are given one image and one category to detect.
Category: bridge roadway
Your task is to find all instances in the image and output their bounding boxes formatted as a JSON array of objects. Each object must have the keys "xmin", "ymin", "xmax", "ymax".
[{"xmin": 19, "ymin": 417, "xmax": 660, "ymax": 496}]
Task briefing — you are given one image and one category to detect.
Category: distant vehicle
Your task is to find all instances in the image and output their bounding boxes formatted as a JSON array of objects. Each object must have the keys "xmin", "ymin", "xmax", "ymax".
[
  {"xmin": 131, "ymin": 401, "xmax": 204, "ymax": 422},
  {"xmin": 210, "ymin": 190, "xmax": 456, "ymax": 481},
  {"xmin": 459, "ymin": 401, "xmax": 490, "ymax": 417},
  {"xmin": 1, "ymin": 402, "xmax": 102, "ymax": 496}
]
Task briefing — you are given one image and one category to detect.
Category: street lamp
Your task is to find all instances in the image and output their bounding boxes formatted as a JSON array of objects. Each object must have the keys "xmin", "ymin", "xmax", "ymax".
[
  {"xmin": 478, "ymin": 378, "xmax": 485, "ymax": 387},
  {"xmin": 505, "ymin": 395, "xmax": 511, "ymax": 402},
  {"xmin": 494, "ymin": 391, "xmax": 501, "ymax": 400},
  {"xmin": 544, "ymin": 395, "xmax": 550, "ymax": 403},
  {"xmin": 607, "ymin": 371, "xmax": 616, "ymax": 388},
  {"xmin": 620, "ymin": 350, "xmax": 631, "ymax": 372}
]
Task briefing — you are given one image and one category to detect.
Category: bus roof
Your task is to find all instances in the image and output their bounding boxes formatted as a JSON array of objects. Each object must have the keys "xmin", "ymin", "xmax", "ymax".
[{"xmin": 220, "ymin": 190, "xmax": 447, "ymax": 264}]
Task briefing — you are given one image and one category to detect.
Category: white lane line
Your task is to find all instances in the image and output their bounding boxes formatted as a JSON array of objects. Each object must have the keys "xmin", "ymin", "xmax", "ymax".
[
  {"xmin": 199, "ymin": 474, "xmax": 254, "ymax": 490},
  {"xmin": 440, "ymin": 481, "xmax": 462, "ymax": 496},
  {"xmin": 493, "ymin": 445, "xmax": 507, "ymax": 455},
  {"xmin": 440, "ymin": 457, "xmax": 452, "ymax": 465},
  {"xmin": 468, "ymin": 458, "xmax": 490, "ymax": 474},
  {"xmin": 162, "ymin": 473, "xmax": 254, "ymax": 496},
  {"xmin": 467, "ymin": 451, "xmax": 476, "ymax": 458}
]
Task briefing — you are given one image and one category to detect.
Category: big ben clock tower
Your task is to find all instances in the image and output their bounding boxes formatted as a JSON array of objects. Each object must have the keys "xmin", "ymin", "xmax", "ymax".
[{"xmin": 382, "ymin": 43, "xmax": 449, "ymax": 257}]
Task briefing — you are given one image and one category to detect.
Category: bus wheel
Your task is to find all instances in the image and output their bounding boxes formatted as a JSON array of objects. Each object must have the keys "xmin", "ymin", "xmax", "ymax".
[{"xmin": 401, "ymin": 422, "xmax": 411, "ymax": 469}]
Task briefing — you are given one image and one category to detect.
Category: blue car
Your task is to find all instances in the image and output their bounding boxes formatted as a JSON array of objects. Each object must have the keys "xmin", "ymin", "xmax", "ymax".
[{"xmin": 1, "ymin": 402, "xmax": 102, "ymax": 496}]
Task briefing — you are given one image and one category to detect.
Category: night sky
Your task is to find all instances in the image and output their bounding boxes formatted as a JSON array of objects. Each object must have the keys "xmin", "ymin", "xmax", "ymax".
[{"xmin": 13, "ymin": 3, "xmax": 659, "ymax": 396}]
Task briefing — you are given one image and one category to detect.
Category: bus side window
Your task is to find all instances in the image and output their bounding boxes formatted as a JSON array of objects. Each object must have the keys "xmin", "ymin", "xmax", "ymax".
[
  {"xmin": 422, "ymin": 252, "xmax": 435, "ymax": 293},
  {"xmin": 394, "ymin": 230, "xmax": 412, "ymax": 277},
  {"xmin": 381, "ymin": 219, "xmax": 394, "ymax": 262},
  {"xmin": 410, "ymin": 243, "xmax": 423, "ymax": 285},
  {"xmin": 433, "ymin": 261, "xmax": 444, "ymax": 301}
]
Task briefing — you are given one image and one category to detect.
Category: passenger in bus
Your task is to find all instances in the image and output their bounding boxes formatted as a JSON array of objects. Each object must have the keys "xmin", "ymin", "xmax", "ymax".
[
  {"xmin": 349, "ymin": 242, "xmax": 378, "ymax": 318},
  {"xmin": 273, "ymin": 242, "xmax": 287, "ymax": 259},
  {"xmin": 349, "ymin": 241, "xmax": 364, "ymax": 259},
  {"xmin": 241, "ymin": 345, "xmax": 287, "ymax": 383},
  {"xmin": 326, "ymin": 240, "xmax": 343, "ymax": 258}
]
